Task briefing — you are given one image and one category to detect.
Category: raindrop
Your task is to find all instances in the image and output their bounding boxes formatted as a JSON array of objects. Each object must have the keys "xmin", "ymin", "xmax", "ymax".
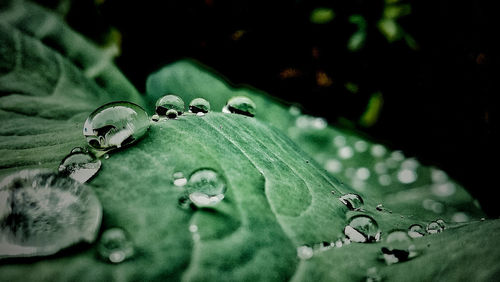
[
  {"xmin": 58, "ymin": 150, "xmax": 101, "ymax": 183},
  {"xmin": 83, "ymin": 101, "xmax": 149, "ymax": 150},
  {"xmin": 354, "ymin": 140, "xmax": 368, "ymax": 152},
  {"xmin": 356, "ymin": 167, "xmax": 370, "ymax": 180},
  {"xmin": 426, "ymin": 221, "xmax": 444, "ymax": 234},
  {"xmin": 289, "ymin": 105, "xmax": 301, "ymax": 116},
  {"xmin": 189, "ymin": 224, "xmax": 198, "ymax": 233},
  {"xmin": 397, "ymin": 169, "xmax": 417, "ymax": 184},
  {"xmin": 97, "ymin": 228, "xmax": 134, "ymax": 264},
  {"xmin": 431, "ymin": 168, "xmax": 448, "ymax": 183},
  {"xmin": 436, "ymin": 219, "xmax": 446, "ymax": 229},
  {"xmin": 344, "ymin": 215, "xmax": 380, "ymax": 243},
  {"xmin": 187, "ymin": 168, "xmax": 226, "ymax": 207},
  {"xmin": 173, "ymin": 172, "xmax": 187, "ymax": 187},
  {"xmin": 338, "ymin": 146, "xmax": 354, "ymax": 159},
  {"xmin": 408, "ymin": 224, "xmax": 425, "ymax": 238},
  {"xmin": 339, "ymin": 193, "xmax": 364, "ymax": 211},
  {"xmin": 401, "ymin": 158, "xmax": 419, "ymax": 170},
  {"xmin": 223, "ymin": 96, "xmax": 256, "ymax": 117},
  {"xmin": 378, "ymin": 174, "xmax": 392, "ymax": 186},
  {"xmin": 151, "ymin": 114, "xmax": 160, "ymax": 122},
  {"xmin": 390, "ymin": 151, "xmax": 405, "ymax": 161},
  {"xmin": 0, "ymin": 170, "xmax": 102, "ymax": 259},
  {"xmin": 189, "ymin": 98, "xmax": 211, "ymax": 114},
  {"xmin": 166, "ymin": 109, "xmax": 179, "ymax": 119},
  {"xmin": 297, "ymin": 245, "xmax": 313, "ymax": 260},
  {"xmin": 333, "ymin": 136, "xmax": 346, "ymax": 147},
  {"xmin": 374, "ymin": 162, "xmax": 388, "ymax": 174},
  {"xmin": 380, "ymin": 230, "xmax": 417, "ymax": 265},
  {"xmin": 312, "ymin": 118, "xmax": 327, "ymax": 129},
  {"xmin": 155, "ymin": 94, "xmax": 185, "ymax": 116},
  {"xmin": 370, "ymin": 144, "xmax": 386, "ymax": 158}
]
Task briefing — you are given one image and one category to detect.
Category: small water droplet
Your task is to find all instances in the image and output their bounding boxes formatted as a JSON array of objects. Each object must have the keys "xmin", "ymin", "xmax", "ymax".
[
  {"xmin": 451, "ymin": 212, "xmax": 470, "ymax": 223},
  {"xmin": 189, "ymin": 224, "xmax": 198, "ymax": 233},
  {"xmin": 344, "ymin": 215, "xmax": 380, "ymax": 243},
  {"xmin": 370, "ymin": 144, "xmax": 387, "ymax": 158},
  {"xmin": 408, "ymin": 224, "xmax": 425, "ymax": 238},
  {"xmin": 297, "ymin": 245, "xmax": 314, "ymax": 260},
  {"xmin": 397, "ymin": 169, "xmax": 417, "ymax": 184},
  {"xmin": 187, "ymin": 168, "xmax": 226, "ymax": 207},
  {"xmin": 431, "ymin": 168, "xmax": 448, "ymax": 183},
  {"xmin": 356, "ymin": 167, "xmax": 370, "ymax": 180},
  {"xmin": 376, "ymin": 204, "xmax": 392, "ymax": 213},
  {"xmin": 436, "ymin": 219, "xmax": 446, "ymax": 229},
  {"xmin": 166, "ymin": 109, "xmax": 179, "ymax": 119},
  {"xmin": 189, "ymin": 98, "xmax": 211, "ymax": 114},
  {"xmin": 155, "ymin": 94, "xmax": 185, "ymax": 116},
  {"xmin": 83, "ymin": 101, "xmax": 149, "ymax": 151},
  {"xmin": 338, "ymin": 146, "xmax": 354, "ymax": 159},
  {"xmin": 289, "ymin": 105, "xmax": 301, "ymax": 116},
  {"xmin": 70, "ymin": 147, "xmax": 85, "ymax": 154},
  {"xmin": 339, "ymin": 193, "xmax": 364, "ymax": 211},
  {"xmin": 381, "ymin": 230, "xmax": 417, "ymax": 265},
  {"xmin": 58, "ymin": 150, "xmax": 101, "ymax": 183},
  {"xmin": 426, "ymin": 221, "xmax": 444, "ymax": 234},
  {"xmin": 431, "ymin": 182, "xmax": 456, "ymax": 197},
  {"xmin": 378, "ymin": 175, "xmax": 392, "ymax": 186},
  {"xmin": 104, "ymin": 154, "xmax": 110, "ymax": 159},
  {"xmin": 97, "ymin": 228, "xmax": 134, "ymax": 264},
  {"xmin": 0, "ymin": 170, "xmax": 101, "ymax": 259},
  {"xmin": 173, "ymin": 172, "xmax": 187, "ymax": 187},
  {"xmin": 354, "ymin": 141, "xmax": 368, "ymax": 152},
  {"xmin": 325, "ymin": 159, "xmax": 342, "ymax": 173},
  {"xmin": 151, "ymin": 114, "xmax": 160, "ymax": 122},
  {"xmin": 333, "ymin": 136, "xmax": 346, "ymax": 147},
  {"xmin": 374, "ymin": 162, "xmax": 388, "ymax": 174},
  {"xmin": 223, "ymin": 96, "xmax": 256, "ymax": 117}
]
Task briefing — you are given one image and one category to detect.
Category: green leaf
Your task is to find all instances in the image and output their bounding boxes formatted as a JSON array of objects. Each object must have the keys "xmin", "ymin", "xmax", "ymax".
[{"xmin": 1, "ymin": 1, "xmax": 499, "ymax": 281}]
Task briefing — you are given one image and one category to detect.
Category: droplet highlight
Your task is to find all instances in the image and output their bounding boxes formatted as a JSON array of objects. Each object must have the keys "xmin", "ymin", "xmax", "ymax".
[
  {"xmin": 83, "ymin": 101, "xmax": 149, "ymax": 150},
  {"xmin": 223, "ymin": 96, "xmax": 256, "ymax": 117},
  {"xmin": 97, "ymin": 228, "xmax": 134, "ymax": 263},
  {"xmin": 58, "ymin": 149, "xmax": 101, "ymax": 183},
  {"xmin": 339, "ymin": 193, "xmax": 364, "ymax": 211},
  {"xmin": 187, "ymin": 168, "xmax": 226, "ymax": 207},
  {"xmin": 0, "ymin": 170, "xmax": 102, "ymax": 259}
]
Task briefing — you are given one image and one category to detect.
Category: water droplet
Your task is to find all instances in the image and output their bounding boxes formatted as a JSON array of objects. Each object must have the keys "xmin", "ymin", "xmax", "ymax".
[
  {"xmin": 452, "ymin": 212, "xmax": 470, "ymax": 223},
  {"xmin": 408, "ymin": 224, "xmax": 425, "ymax": 238},
  {"xmin": 356, "ymin": 167, "xmax": 370, "ymax": 180},
  {"xmin": 97, "ymin": 228, "xmax": 134, "ymax": 263},
  {"xmin": 70, "ymin": 147, "xmax": 85, "ymax": 154},
  {"xmin": 173, "ymin": 172, "xmax": 187, "ymax": 187},
  {"xmin": 155, "ymin": 94, "xmax": 185, "ymax": 116},
  {"xmin": 426, "ymin": 221, "xmax": 444, "ymax": 234},
  {"xmin": 401, "ymin": 158, "xmax": 419, "ymax": 170},
  {"xmin": 431, "ymin": 168, "xmax": 448, "ymax": 183},
  {"xmin": 344, "ymin": 215, "xmax": 380, "ymax": 243},
  {"xmin": 339, "ymin": 193, "xmax": 364, "ymax": 211},
  {"xmin": 381, "ymin": 230, "xmax": 417, "ymax": 265},
  {"xmin": 376, "ymin": 204, "xmax": 392, "ymax": 213},
  {"xmin": 289, "ymin": 105, "xmax": 301, "ymax": 116},
  {"xmin": 431, "ymin": 182, "xmax": 456, "ymax": 197},
  {"xmin": 0, "ymin": 170, "xmax": 101, "ymax": 259},
  {"xmin": 189, "ymin": 224, "xmax": 198, "ymax": 233},
  {"xmin": 223, "ymin": 96, "xmax": 256, "ymax": 117},
  {"xmin": 378, "ymin": 174, "xmax": 392, "ymax": 186},
  {"xmin": 187, "ymin": 168, "xmax": 226, "ymax": 207},
  {"xmin": 370, "ymin": 144, "xmax": 386, "ymax": 158},
  {"xmin": 436, "ymin": 219, "xmax": 446, "ymax": 229},
  {"xmin": 297, "ymin": 245, "xmax": 313, "ymax": 260},
  {"xmin": 397, "ymin": 169, "xmax": 417, "ymax": 184},
  {"xmin": 374, "ymin": 162, "xmax": 388, "ymax": 174},
  {"xmin": 312, "ymin": 118, "xmax": 327, "ymax": 129},
  {"xmin": 151, "ymin": 114, "xmax": 160, "ymax": 122},
  {"xmin": 352, "ymin": 141, "xmax": 367, "ymax": 153},
  {"xmin": 422, "ymin": 199, "xmax": 444, "ymax": 214},
  {"xmin": 325, "ymin": 159, "xmax": 342, "ymax": 173},
  {"xmin": 338, "ymin": 146, "xmax": 354, "ymax": 159},
  {"xmin": 83, "ymin": 102, "xmax": 149, "ymax": 150},
  {"xmin": 166, "ymin": 109, "xmax": 179, "ymax": 119},
  {"xmin": 333, "ymin": 136, "xmax": 346, "ymax": 147},
  {"xmin": 58, "ymin": 150, "xmax": 101, "ymax": 183},
  {"xmin": 189, "ymin": 98, "xmax": 210, "ymax": 114}
]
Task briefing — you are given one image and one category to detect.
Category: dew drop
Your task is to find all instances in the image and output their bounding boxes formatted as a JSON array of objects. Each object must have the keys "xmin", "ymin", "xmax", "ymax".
[
  {"xmin": 339, "ymin": 193, "xmax": 364, "ymax": 211},
  {"xmin": 155, "ymin": 94, "xmax": 185, "ymax": 116},
  {"xmin": 297, "ymin": 245, "xmax": 314, "ymax": 260},
  {"xmin": 354, "ymin": 140, "xmax": 368, "ymax": 152},
  {"xmin": 378, "ymin": 174, "xmax": 392, "ymax": 186},
  {"xmin": 397, "ymin": 169, "xmax": 417, "ymax": 184},
  {"xmin": 407, "ymin": 224, "xmax": 425, "ymax": 238},
  {"xmin": 188, "ymin": 98, "xmax": 211, "ymax": 114},
  {"xmin": 370, "ymin": 144, "xmax": 387, "ymax": 158},
  {"xmin": 381, "ymin": 230, "xmax": 417, "ymax": 265},
  {"xmin": 70, "ymin": 147, "xmax": 85, "ymax": 154},
  {"xmin": 376, "ymin": 204, "xmax": 392, "ymax": 213},
  {"xmin": 97, "ymin": 228, "xmax": 134, "ymax": 264},
  {"xmin": 83, "ymin": 101, "xmax": 149, "ymax": 151},
  {"xmin": 166, "ymin": 109, "xmax": 179, "ymax": 119},
  {"xmin": 58, "ymin": 150, "xmax": 101, "ymax": 183},
  {"xmin": 338, "ymin": 146, "xmax": 354, "ymax": 159},
  {"xmin": 426, "ymin": 221, "xmax": 444, "ymax": 234},
  {"xmin": 151, "ymin": 114, "xmax": 160, "ymax": 122},
  {"xmin": 344, "ymin": 215, "xmax": 380, "ymax": 243},
  {"xmin": 325, "ymin": 159, "xmax": 342, "ymax": 173},
  {"xmin": 0, "ymin": 170, "xmax": 101, "ymax": 259},
  {"xmin": 187, "ymin": 168, "xmax": 226, "ymax": 207},
  {"xmin": 333, "ymin": 136, "xmax": 346, "ymax": 147},
  {"xmin": 173, "ymin": 172, "xmax": 187, "ymax": 187},
  {"xmin": 223, "ymin": 96, "xmax": 256, "ymax": 117},
  {"xmin": 356, "ymin": 167, "xmax": 370, "ymax": 180},
  {"xmin": 452, "ymin": 212, "xmax": 470, "ymax": 223}
]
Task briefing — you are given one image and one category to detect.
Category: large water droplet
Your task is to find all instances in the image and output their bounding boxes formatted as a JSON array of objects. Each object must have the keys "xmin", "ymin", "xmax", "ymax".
[
  {"xmin": 407, "ymin": 224, "xmax": 425, "ymax": 238},
  {"xmin": 155, "ymin": 94, "xmax": 185, "ymax": 116},
  {"xmin": 187, "ymin": 168, "xmax": 226, "ymax": 207},
  {"xmin": 223, "ymin": 96, "xmax": 256, "ymax": 117},
  {"xmin": 381, "ymin": 230, "xmax": 417, "ymax": 265},
  {"xmin": 339, "ymin": 193, "xmax": 364, "ymax": 211},
  {"xmin": 297, "ymin": 245, "xmax": 313, "ymax": 260},
  {"xmin": 83, "ymin": 101, "xmax": 149, "ymax": 150},
  {"xmin": 426, "ymin": 221, "xmax": 444, "ymax": 234},
  {"xmin": 0, "ymin": 170, "xmax": 101, "ymax": 259},
  {"xmin": 58, "ymin": 149, "xmax": 101, "ymax": 183},
  {"xmin": 344, "ymin": 215, "xmax": 380, "ymax": 243},
  {"xmin": 189, "ymin": 98, "xmax": 211, "ymax": 114},
  {"xmin": 97, "ymin": 228, "xmax": 134, "ymax": 263}
]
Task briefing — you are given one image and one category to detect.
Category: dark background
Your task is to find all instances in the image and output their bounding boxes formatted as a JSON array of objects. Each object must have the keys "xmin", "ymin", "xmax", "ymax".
[{"xmin": 41, "ymin": 0, "xmax": 498, "ymax": 215}]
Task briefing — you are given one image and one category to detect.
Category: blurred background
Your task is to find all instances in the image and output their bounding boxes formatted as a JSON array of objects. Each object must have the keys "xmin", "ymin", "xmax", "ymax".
[{"xmin": 36, "ymin": 0, "xmax": 497, "ymax": 215}]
